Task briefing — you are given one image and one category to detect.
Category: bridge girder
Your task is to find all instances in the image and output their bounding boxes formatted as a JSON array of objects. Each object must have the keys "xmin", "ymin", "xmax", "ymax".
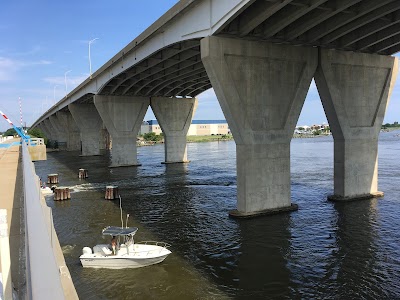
[{"xmin": 33, "ymin": 0, "xmax": 400, "ymax": 129}]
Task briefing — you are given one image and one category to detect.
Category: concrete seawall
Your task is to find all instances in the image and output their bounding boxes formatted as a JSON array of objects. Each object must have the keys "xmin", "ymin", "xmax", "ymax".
[
  {"xmin": 0, "ymin": 142, "xmax": 24, "ymax": 297},
  {"xmin": 0, "ymin": 139, "xmax": 77, "ymax": 299}
]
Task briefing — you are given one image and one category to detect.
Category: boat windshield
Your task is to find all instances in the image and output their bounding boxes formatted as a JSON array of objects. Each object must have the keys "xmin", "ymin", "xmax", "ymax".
[{"xmin": 102, "ymin": 226, "xmax": 138, "ymax": 236}]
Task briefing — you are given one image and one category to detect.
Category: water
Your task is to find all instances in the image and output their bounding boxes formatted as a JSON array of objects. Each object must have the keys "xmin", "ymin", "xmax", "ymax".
[{"xmin": 34, "ymin": 131, "xmax": 400, "ymax": 299}]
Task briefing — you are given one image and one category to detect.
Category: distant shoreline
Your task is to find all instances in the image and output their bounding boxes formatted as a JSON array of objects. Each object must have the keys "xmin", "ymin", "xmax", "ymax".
[{"xmin": 139, "ymin": 128, "xmax": 400, "ymax": 147}]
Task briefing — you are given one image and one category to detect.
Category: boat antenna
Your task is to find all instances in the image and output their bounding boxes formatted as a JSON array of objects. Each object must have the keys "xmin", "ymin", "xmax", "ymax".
[
  {"xmin": 119, "ymin": 195, "xmax": 123, "ymax": 228},
  {"xmin": 125, "ymin": 214, "xmax": 130, "ymax": 228}
]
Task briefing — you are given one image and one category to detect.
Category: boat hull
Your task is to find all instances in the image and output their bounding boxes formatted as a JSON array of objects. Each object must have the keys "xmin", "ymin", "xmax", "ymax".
[
  {"xmin": 80, "ymin": 254, "xmax": 169, "ymax": 269},
  {"xmin": 41, "ymin": 187, "xmax": 53, "ymax": 195}
]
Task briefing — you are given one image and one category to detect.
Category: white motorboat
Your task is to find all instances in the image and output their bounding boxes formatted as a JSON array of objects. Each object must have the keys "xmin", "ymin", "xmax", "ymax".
[
  {"xmin": 41, "ymin": 186, "xmax": 53, "ymax": 195},
  {"xmin": 80, "ymin": 226, "xmax": 172, "ymax": 269}
]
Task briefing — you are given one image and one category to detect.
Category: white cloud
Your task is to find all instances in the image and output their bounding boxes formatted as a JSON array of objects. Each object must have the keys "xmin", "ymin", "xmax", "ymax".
[
  {"xmin": 15, "ymin": 45, "xmax": 43, "ymax": 57},
  {"xmin": 0, "ymin": 56, "xmax": 52, "ymax": 81},
  {"xmin": 0, "ymin": 57, "xmax": 20, "ymax": 81},
  {"xmin": 43, "ymin": 74, "xmax": 88, "ymax": 88}
]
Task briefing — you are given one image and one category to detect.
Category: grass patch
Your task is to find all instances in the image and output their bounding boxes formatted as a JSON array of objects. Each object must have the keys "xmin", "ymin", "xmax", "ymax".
[{"xmin": 187, "ymin": 135, "xmax": 233, "ymax": 143}]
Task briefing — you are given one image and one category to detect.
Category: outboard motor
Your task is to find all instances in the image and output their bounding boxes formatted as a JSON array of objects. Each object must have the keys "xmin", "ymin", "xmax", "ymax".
[{"xmin": 82, "ymin": 247, "xmax": 92, "ymax": 255}]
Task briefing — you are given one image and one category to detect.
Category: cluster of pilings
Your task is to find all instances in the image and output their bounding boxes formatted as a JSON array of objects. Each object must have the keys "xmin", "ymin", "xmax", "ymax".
[{"xmin": 47, "ymin": 169, "xmax": 121, "ymax": 201}]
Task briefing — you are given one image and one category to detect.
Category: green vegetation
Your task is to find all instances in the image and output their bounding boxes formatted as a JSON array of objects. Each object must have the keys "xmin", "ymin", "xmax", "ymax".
[
  {"xmin": 2, "ymin": 128, "xmax": 17, "ymax": 136},
  {"xmin": 27, "ymin": 128, "xmax": 48, "ymax": 145},
  {"xmin": 143, "ymin": 132, "xmax": 164, "ymax": 142},
  {"xmin": 313, "ymin": 130, "xmax": 321, "ymax": 136},
  {"xmin": 382, "ymin": 121, "xmax": 400, "ymax": 130},
  {"xmin": 187, "ymin": 134, "xmax": 233, "ymax": 143}
]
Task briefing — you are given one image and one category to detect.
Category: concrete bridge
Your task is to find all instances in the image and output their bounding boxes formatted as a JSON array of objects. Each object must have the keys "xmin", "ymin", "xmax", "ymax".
[{"xmin": 32, "ymin": 0, "xmax": 400, "ymax": 217}]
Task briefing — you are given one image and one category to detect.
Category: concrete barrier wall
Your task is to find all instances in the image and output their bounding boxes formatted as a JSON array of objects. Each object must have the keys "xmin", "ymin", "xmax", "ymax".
[
  {"xmin": 26, "ymin": 138, "xmax": 47, "ymax": 161},
  {"xmin": 0, "ymin": 136, "xmax": 14, "ymax": 143},
  {"xmin": 21, "ymin": 142, "xmax": 78, "ymax": 299}
]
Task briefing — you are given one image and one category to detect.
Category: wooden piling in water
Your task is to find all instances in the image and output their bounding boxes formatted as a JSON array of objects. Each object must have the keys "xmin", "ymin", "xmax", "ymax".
[
  {"xmin": 47, "ymin": 173, "xmax": 59, "ymax": 184},
  {"xmin": 78, "ymin": 168, "xmax": 88, "ymax": 179},
  {"xmin": 105, "ymin": 186, "xmax": 119, "ymax": 200},
  {"xmin": 54, "ymin": 187, "xmax": 70, "ymax": 201}
]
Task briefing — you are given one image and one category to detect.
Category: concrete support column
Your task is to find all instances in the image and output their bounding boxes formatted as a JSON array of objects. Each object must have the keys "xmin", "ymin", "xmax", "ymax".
[
  {"xmin": 69, "ymin": 103, "xmax": 103, "ymax": 156},
  {"xmin": 37, "ymin": 124, "xmax": 49, "ymax": 139},
  {"xmin": 315, "ymin": 49, "xmax": 398, "ymax": 201},
  {"xmin": 201, "ymin": 36, "xmax": 317, "ymax": 217},
  {"xmin": 49, "ymin": 115, "xmax": 67, "ymax": 150},
  {"xmin": 150, "ymin": 97, "xmax": 198, "ymax": 163},
  {"xmin": 94, "ymin": 95, "xmax": 149, "ymax": 167},
  {"xmin": 56, "ymin": 111, "xmax": 81, "ymax": 151},
  {"xmin": 42, "ymin": 119, "xmax": 56, "ymax": 141}
]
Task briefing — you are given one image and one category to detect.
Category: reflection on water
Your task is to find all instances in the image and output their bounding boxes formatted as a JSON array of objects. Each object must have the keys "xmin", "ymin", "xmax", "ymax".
[{"xmin": 34, "ymin": 131, "xmax": 400, "ymax": 299}]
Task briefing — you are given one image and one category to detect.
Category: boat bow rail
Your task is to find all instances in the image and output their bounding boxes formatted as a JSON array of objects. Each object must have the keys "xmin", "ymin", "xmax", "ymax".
[{"xmin": 135, "ymin": 241, "xmax": 171, "ymax": 248}]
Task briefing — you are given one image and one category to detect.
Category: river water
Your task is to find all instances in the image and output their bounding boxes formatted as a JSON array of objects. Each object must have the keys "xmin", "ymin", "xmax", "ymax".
[{"xmin": 34, "ymin": 131, "xmax": 400, "ymax": 300}]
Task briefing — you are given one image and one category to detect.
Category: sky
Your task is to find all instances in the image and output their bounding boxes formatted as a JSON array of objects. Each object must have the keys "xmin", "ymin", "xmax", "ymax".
[{"xmin": 0, "ymin": 0, "xmax": 399, "ymax": 131}]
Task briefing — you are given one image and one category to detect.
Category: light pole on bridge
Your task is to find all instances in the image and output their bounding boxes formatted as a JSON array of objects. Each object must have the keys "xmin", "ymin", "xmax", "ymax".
[
  {"xmin": 53, "ymin": 85, "xmax": 58, "ymax": 104},
  {"xmin": 64, "ymin": 70, "xmax": 72, "ymax": 98},
  {"xmin": 88, "ymin": 38, "xmax": 99, "ymax": 79}
]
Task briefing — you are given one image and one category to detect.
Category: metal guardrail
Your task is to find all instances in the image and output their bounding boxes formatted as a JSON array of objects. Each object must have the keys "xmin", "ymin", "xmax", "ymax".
[
  {"xmin": 21, "ymin": 141, "xmax": 77, "ymax": 299},
  {"xmin": 24, "ymin": 138, "xmax": 45, "ymax": 146},
  {"xmin": 0, "ymin": 138, "xmax": 45, "ymax": 148}
]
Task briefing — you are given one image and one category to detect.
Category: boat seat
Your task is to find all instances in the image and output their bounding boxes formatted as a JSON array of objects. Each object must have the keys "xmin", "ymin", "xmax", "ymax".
[{"xmin": 101, "ymin": 246, "xmax": 112, "ymax": 256}]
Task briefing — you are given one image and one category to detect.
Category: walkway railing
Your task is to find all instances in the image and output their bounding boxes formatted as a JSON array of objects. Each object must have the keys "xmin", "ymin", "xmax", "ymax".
[
  {"xmin": 0, "ymin": 138, "xmax": 45, "ymax": 148},
  {"xmin": 24, "ymin": 138, "xmax": 45, "ymax": 146},
  {"xmin": 22, "ymin": 141, "xmax": 77, "ymax": 299}
]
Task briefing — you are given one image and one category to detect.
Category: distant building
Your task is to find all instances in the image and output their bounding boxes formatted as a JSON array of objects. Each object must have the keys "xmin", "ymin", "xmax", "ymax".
[
  {"xmin": 295, "ymin": 123, "xmax": 330, "ymax": 134},
  {"xmin": 311, "ymin": 123, "xmax": 329, "ymax": 131},
  {"xmin": 140, "ymin": 120, "xmax": 230, "ymax": 136},
  {"xmin": 295, "ymin": 125, "xmax": 311, "ymax": 134}
]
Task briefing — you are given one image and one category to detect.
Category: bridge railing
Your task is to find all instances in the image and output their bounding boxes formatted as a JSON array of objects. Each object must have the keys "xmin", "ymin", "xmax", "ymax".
[
  {"xmin": 24, "ymin": 138, "xmax": 45, "ymax": 146},
  {"xmin": 22, "ymin": 141, "xmax": 78, "ymax": 299}
]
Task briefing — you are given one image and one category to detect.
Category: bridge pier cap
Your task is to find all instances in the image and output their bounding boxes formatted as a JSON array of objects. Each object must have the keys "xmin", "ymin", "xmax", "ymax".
[
  {"xmin": 151, "ymin": 97, "xmax": 198, "ymax": 164},
  {"xmin": 201, "ymin": 36, "xmax": 317, "ymax": 217},
  {"xmin": 68, "ymin": 103, "xmax": 103, "ymax": 156},
  {"xmin": 56, "ymin": 111, "xmax": 81, "ymax": 151},
  {"xmin": 94, "ymin": 95, "xmax": 149, "ymax": 167},
  {"xmin": 42, "ymin": 119, "xmax": 57, "ymax": 141},
  {"xmin": 315, "ymin": 48, "xmax": 398, "ymax": 201}
]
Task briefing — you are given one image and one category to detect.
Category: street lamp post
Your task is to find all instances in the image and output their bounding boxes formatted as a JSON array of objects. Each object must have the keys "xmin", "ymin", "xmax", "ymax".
[
  {"xmin": 64, "ymin": 70, "xmax": 72, "ymax": 98},
  {"xmin": 89, "ymin": 38, "xmax": 99, "ymax": 79}
]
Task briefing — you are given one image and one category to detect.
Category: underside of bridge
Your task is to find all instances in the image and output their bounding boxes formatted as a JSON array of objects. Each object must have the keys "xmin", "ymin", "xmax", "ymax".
[
  {"xmin": 89, "ymin": 0, "xmax": 400, "ymax": 102},
  {"xmin": 219, "ymin": 0, "xmax": 400, "ymax": 55},
  {"xmin": 99, "ymin": 39, "xmax": 208, "ymax": 98},
  {"xmin": 35, "ymin": 0, "xmax": 400, "ymax": 218}
]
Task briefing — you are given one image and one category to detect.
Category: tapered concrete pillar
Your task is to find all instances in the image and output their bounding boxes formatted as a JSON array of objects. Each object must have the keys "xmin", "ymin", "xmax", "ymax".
[
  {"xmin": 42, "ymin": 119, "xmax": 56, "ymax": 141},
  {"xmin": 49, "ymin": 115, "xmax": 67, "ymax": 150},
  {"xmin": 94, "ymin": 95, "xmax": 149, "ymax": 167},
  {"xmin": 56, "ymin": 111, "xmax": 81, "ymax": 151},
  {"xmin": 315, "ymin": 49, "xmax": 398, "ymax": 201},
  {"xmin": 150, "ymin": 97, "xmax": 198, "ymax": 163},
  {"xmin": 37, "ymin": 124, "xmax": 49, "ymax": 139},
  {"xmin": 69, "ymin": 103, "xmax": 103, "ymax": 156},
  {"xmin": 201, "ymin": 36, "xmax": 317, "ymax": 217}
]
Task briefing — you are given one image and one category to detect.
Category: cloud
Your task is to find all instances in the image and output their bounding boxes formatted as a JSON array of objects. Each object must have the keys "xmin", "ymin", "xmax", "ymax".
[
  {"xmin": 43, "ymin": 74, "xmax": 88, "ymax": 87},
  {"xmin": 30, "ymin": 60, "xmax": 52, "ymax": 66},
  {"xmin": 15, "ymin": 45, "xmax": 43, "ymax": 57},
  {"xmin": 0, "ymin": 57, "xmax": 20, "ymax": 81},
  {"xmin": 0, "ymin": 56, "xmax": 52, "ymax": 81}
]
